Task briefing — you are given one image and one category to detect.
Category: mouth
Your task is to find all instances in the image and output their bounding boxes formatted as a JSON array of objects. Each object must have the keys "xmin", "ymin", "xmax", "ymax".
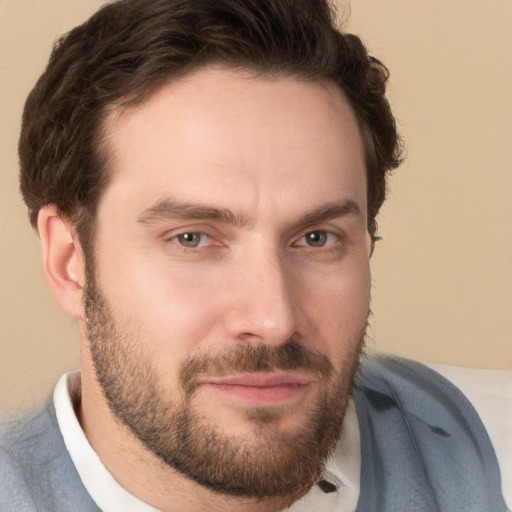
[{"xmin": 199, "ymin": 372, "xmax": 314, "ymax": 406}]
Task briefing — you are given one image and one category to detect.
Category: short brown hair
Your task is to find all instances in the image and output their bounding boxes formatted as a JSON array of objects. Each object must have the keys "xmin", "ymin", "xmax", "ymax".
[{"xmin": 19, "ymin": 0, "xmax": 402, "ymax": 253}]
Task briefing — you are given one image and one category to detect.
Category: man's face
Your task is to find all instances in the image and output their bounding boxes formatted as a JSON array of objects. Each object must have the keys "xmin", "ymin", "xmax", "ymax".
[{"xmin": 84, "ymin": 67, "xmax": 371, "ymax": 501}]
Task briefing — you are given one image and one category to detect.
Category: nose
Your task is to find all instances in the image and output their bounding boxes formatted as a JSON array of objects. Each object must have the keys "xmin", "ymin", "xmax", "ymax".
[{"xmin": 223, "ymin": 248, "xmax": 300, "ymax": 346}]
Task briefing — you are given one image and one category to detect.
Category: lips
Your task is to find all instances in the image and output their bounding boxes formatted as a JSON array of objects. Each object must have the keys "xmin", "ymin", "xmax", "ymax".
[{"xmin": 200, "ymin": 372, "xmax": 314, "ymax": 405}]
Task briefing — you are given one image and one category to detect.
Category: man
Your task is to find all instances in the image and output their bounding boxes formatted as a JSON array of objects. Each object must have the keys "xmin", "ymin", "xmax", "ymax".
[{"xmin": 0, "ymin": 0, "xmax": 507, "ymax": 510}]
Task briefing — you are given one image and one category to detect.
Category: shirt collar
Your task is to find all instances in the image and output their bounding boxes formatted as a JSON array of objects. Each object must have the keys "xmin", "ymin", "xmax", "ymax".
[{"xmin": 53, "ymin": 371, "xmax": 159, "ymax": 512}]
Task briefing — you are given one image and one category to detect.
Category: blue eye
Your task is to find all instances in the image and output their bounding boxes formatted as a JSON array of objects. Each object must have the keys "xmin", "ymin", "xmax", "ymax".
[{"xmin": 174, "ymin": 232, "xmax": 210, "ymax": 248}]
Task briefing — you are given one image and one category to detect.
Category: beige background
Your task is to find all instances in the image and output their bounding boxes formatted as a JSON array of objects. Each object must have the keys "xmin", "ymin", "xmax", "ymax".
[{"xmin": 1, "ymin": 1, "xmax": 511, "ymax": 411}]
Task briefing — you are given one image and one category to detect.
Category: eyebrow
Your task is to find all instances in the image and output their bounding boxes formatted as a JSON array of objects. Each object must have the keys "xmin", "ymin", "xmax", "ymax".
[
  {"xmin": 137, "ymin": 198, "xmax": 363, "ymax": 229},
  {"xmin": 294, "ymin": 200, "xmax": 363, "ymax": 228},
  {"xmin": 137, "ymin": 199, "xmax": 251, "ymax": 227}
]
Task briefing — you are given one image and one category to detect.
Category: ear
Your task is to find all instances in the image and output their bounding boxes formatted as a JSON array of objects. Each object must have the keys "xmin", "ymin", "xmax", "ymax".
[{"xmin": 38, "ymin": 205, "xmax": 85, "ymax": 320}]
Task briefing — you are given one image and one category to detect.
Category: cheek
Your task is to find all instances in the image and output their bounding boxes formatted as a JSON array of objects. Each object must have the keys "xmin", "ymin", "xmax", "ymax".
[
  {"xmin": 300, "ymin": 260, "xmax": 370, "ymax": 359},
  {"xmin": 95, "ymin": 251, "xmax": 227, "ymax": 372},
  {"xmin": 135, "ymin": 273, "xmax": 221, "ymax": 339}
]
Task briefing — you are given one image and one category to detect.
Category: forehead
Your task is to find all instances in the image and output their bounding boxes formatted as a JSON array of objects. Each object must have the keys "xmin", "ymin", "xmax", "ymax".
[{"xmin": 99, "ymin": 66, "xmax": 367, "ymax": 223}]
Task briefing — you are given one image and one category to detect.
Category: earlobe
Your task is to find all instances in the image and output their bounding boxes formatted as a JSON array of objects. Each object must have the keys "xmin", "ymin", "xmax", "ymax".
[{"xmin": 38, "ymin": 205, "xmax": 85, "ymax": 320}]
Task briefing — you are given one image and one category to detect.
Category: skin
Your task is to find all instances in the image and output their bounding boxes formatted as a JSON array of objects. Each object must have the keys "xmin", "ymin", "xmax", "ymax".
[{"xmin": 39, "ymin": 66, "xmax": 372, "ymax": 511}]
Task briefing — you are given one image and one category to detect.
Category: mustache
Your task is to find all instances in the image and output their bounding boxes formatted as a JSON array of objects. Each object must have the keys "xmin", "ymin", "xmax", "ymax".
[{"xmin": 179, "ymin": 341, "xmax": 334, "ymax": 395}]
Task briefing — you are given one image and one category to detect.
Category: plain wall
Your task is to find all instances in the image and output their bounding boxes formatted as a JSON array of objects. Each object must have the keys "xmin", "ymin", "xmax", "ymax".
[{"xmin": 1, "ymin": 0, "xmax": 511, "ymax": 411}]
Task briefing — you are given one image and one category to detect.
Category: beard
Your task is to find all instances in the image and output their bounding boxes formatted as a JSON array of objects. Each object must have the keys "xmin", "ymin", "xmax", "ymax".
[{"xmin": 83, "ymin": 267, "xmax": 366, "ymax": 503}]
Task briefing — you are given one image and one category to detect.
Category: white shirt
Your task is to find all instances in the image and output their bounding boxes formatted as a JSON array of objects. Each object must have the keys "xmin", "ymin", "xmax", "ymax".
[{"xmin": 54, "ymin": 363, "xmax": 511, "ymax": 512}]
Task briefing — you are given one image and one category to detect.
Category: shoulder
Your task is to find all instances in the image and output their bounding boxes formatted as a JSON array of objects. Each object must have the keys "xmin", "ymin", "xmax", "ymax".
[
  {"xmin": 353, "ymin": 355, "xmax": 507, "ymax": 511},
  {"xmin": 0, "ymin": 401, "xmax": 66, "ymax": 468},
  {"xmin": 0, "ymin": 402, "xmax": 99, "ymax": 512},
  {"xmin": 1, "ymin": 403, "xmax": 61, "ymax": 466},
  {"xmin": 356, "ymin": 354, "xmax": 506, "ymax": 427},
  {"xmin": 424, "ymin": 361, "xmax": 512, "ymax": 509},
  {"xmin": 0, "ymin": 402, "xmax": 62, "ymax": 511}
]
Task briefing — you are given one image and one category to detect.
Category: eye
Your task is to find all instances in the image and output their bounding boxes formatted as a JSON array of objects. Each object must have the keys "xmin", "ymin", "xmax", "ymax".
[
  {"xmin": 172, "ymin": 232, "xmax": 212, "ymax": 248},
  {"xmin": 295, "ymin": 230, "xmax": 338, "ymax": 248}
]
